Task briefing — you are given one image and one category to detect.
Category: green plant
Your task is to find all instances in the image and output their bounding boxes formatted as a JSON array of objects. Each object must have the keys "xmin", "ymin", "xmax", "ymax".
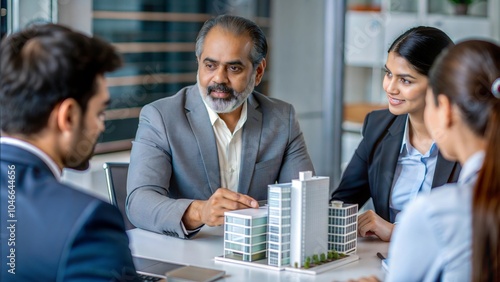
[
  {"xmin": 304, "ymin": 261, "xmax": 310, "ymax": 269},
  {"xmin": 447, "ymin": 0, "xmax": 474, "ymax": 4},
  {"xmin": 312, "ymin": 254, "xmax": 319, "ymax": 264},
  {"xmin": 320, "ymin": 253, "xmax": 326, "ymax": 262},
  {"xmin": 294, "ymin": 262, "xmax": 298, "ymax": 268},
  {"xmin": 327, "ymin": 251, "xmax": 334, "ymax": 260}
]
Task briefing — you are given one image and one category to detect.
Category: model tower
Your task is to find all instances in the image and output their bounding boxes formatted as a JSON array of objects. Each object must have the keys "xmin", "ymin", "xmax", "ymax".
[
  {"xmin": 290, "ymin": 171, "xmax": 329, "ymax": 268},
  {"xmin": 328, "ymin": 201, "xmax": 358, "ymax": 254},
  {"xmin": 223, "ymin": 207, "xmax": 268, "ymax": 262},
  {"xmin": 267, "ymin": 183, "xmax": 292, "ymax": 267}
]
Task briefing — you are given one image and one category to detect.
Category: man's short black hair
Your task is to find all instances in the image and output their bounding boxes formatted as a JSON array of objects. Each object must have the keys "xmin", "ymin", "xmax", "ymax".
[
  {"xmin": 195, "ymin": 15, "xmax": 267, "ymax": 68},
  {"xmin": 0, "ymin": 23, "xmax": 122, "ymax": 135}
]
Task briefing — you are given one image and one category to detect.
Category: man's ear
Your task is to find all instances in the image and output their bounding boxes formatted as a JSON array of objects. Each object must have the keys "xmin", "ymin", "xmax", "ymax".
[
  {"xmin": 56, "ymin": 98, "xmax": 81, "ymax": 133},
  {"xmin": 254, "ymin": 59, "xmax": 266, "ymax": 86}
]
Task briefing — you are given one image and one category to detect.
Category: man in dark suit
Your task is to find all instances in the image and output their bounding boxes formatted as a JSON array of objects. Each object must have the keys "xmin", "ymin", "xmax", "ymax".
[
  {"xmin": 0, "ymin": 24, "xmax": 139, "ymax": 281},
  {"xmin": 127, "ymin": 15, "xmax": 314, "ymax": 239}
]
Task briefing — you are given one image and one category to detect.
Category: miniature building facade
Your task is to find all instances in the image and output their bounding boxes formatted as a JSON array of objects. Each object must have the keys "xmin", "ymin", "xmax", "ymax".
[
  {"xmin": 221, "ymin": 172, "xmax": 360, "ymax": 269},
  {"xmin": 224, "ymin": 207, "xmax": 268, "ymax": 262},
  {"xmin": 267, "ymin": 183, "xmax": 292, "ymax": 267},
  {"xmin": 290, "ymin": 171, "xmax": 329, "ymax": 268},
  {"xmin": 328, "ymin": 201, "xmax": 358, "ymax": 254}
]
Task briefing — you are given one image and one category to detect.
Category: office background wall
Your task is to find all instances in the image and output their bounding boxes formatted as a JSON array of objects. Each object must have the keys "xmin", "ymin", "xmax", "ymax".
[
  {"xmin": 58, "ymin": 0, "xmax": 274, "ymax": 199},
  {"xmin": 90, "ymin": 0, "xmax": 270, "ymax": 153},
  {"xmin": 4, "ymin": 0, "xmax": 499, "ymax": 200},
  {"xmin": 270, "ymin": 0, "xmax": 345, "ymax": 188}
]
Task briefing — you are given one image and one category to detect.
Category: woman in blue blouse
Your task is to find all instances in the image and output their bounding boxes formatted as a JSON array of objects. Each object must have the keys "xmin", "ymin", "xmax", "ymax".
[
  {"xmin": 331, "ymin": 26, "xmax": 460, "ymax": 241},
  {"xmin": 350, "ymin": 39, "xmax": 500, "ymax": 282},
  {"xmin": 385, "ymin": 40, "xmax": 500, "ymax": 282}
]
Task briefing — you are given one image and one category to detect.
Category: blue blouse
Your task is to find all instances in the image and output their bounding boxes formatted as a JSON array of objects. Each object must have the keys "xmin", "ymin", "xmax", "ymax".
[
  {"xmin": 389, "ymin": 117, "xmax": 438, "ymax": 222},
  {"xmin": 386, "ymin": 151, "xmax": 484, "ymax": 282}
]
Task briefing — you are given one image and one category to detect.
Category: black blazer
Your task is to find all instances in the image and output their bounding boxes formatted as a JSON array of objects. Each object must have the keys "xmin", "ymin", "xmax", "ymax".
[{"xmin": 331, "ymin": 109, "xmax": 461, "ymax": 222}]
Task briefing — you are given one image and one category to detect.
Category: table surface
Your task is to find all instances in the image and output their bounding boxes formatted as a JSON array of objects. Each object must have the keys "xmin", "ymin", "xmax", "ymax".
[{"xmin": 128, "ymin": 226, "xmax": 389, "ymax": 282}]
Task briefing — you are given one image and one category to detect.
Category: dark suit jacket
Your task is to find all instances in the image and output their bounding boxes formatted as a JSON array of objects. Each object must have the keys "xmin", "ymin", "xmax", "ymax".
[
  {"xmin": 127, "ymin": 85, "xmax": 314, "ymax": 238},
  {"xmin": 0, "ymin": 144, "xmax": 139, "ymax": 281},
  {"xmin": 331, "ymin": 109, "xmax": 461, "ymax": 222}
]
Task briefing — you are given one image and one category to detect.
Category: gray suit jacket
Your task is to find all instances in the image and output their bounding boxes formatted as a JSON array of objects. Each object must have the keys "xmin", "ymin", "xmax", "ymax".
[{"xmin": 126, "ymin": 85, "xmax": 314, "ymax": 238}]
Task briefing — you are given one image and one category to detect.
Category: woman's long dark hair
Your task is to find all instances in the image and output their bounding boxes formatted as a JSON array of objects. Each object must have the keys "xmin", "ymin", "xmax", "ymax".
[{"xmin": 429, "ymin": 40, "xmax": 500, "ymax": 281}]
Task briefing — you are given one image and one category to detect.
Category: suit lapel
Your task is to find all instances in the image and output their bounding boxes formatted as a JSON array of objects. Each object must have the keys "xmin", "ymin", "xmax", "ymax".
[
  {"xmin": 238, "ymin": 94, "xmax": 262, "ymax": 195},
  {"xmin": 185, "ymin": 86, "xmax": 221, "ymax": 193},
  {"xmin": 373, "ymin": 115, "xmax": 405, "ymax": 221},
  {"xmin": 431, "ymin": 152, "xmax": 457, "ymax": 187}
]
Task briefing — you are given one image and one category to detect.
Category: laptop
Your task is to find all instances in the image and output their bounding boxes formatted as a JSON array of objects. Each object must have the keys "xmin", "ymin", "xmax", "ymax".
[
  {"xmin": 133, "ymin": 256, "xmax": 225, "ymax": 282},
  {"xmin": 133, "ymin": 256, "xmax": 184, "ymax": 279}
]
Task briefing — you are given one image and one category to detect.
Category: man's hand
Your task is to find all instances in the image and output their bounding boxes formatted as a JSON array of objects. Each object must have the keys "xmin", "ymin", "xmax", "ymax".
[
  {"xmin": 358, "ymin": 210, "xmax": 394, "ymax": 241},
  {"xmin": 182, "ymin": 188, "xmax": 259, "ymax": 229}
]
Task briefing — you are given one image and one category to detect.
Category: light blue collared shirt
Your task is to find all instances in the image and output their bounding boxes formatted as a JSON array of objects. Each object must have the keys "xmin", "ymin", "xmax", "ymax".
[
  {"xmin": 389, "ymin": 117, "xmax": 438, "ymax": 222},
  {"xmin": 0, "ymin": 137, "xmax": 62, "ymax": 181},
  {"xmin": 386, "ymin": 151, "xmax": 484, "ymax": 282}
]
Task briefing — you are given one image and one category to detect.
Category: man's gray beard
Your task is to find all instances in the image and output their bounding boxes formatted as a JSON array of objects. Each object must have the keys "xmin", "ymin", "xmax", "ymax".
[{"xmin": 197, "ymin": 73, "xmax": 255, "ymax": 114}]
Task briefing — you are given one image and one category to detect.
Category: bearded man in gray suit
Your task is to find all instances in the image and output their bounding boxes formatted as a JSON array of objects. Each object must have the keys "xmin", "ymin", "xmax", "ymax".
[{"xmin": 127, "ymin": 15, "xmax": 314, "ymax": 239}]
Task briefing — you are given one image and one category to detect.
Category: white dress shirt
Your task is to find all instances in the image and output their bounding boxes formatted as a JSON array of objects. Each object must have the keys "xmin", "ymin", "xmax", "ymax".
[
  {"xmin": 181, "ymin": 101, "xmax": 247, "ymax": 235},
  {"xmin": 0, "ymin": 137, "xmax": 62, "ymax": 181},
  {"xmin": 386, "ymin": 151, "xmax": 484, "ymax": 282},
  {"xmin": 204, "ymin": 101, "xmax": 248, "ymax": 192}
]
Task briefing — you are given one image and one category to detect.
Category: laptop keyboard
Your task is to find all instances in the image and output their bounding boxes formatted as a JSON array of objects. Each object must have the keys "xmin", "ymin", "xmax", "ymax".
[{"xmin": 137, "ymin": 273, "xmax": 163, "ymax": 281}]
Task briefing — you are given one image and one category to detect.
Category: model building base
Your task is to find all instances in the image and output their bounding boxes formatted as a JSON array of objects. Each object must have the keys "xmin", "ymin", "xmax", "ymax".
[
  {"xmin": 214, "ymin": 256, "xmax": 284, "ymax": 271},
  {"xmin": 285, "ymin": 254, "xmax": 359, "ymax": 275},
  {"xmin": 214, "ymin": 254, "xmax": 359, "ymax": 275}
]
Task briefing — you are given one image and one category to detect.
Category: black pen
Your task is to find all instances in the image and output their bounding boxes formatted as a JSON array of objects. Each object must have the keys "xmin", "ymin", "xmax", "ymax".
[{"xmin": 377, "ymin": 252, "xmax": 386, "ymax": 260}]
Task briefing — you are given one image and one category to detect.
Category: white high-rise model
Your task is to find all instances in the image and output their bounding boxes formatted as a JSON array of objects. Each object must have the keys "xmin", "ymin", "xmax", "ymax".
[
  {"xmin": 221, "ymin": 171, "xmax": 358, "ymax": 272},
  {"xmin": 289, "ymin": 171, "xmax": 329, "ymax": 268},
  {"xmin": 267, "ymin": 183, "xmax": 292, "ymax": 267}
]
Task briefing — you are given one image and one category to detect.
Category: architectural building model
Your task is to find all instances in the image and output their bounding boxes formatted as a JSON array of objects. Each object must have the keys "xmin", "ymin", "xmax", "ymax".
[
  {"xmin": 289, "ymin": 171, "xmax": 329, "ymax": 268},
  {"xmin": 267, "ymin": 183, "xmax": 291, "ymax": 267},
  {"xmin": 328, "ymin": 201, "xmax": 358, "ymax": 254},
  {"xmin": 219, "ymin": 171, "xmax": 359, "ymax": 274},
  {"xmin": 223, "ymin": 207, "xmax": 268, "ymax": 262}
]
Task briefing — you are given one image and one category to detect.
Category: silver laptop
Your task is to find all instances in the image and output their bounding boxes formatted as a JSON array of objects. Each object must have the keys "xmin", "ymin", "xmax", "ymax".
[
  {"xmin": 133, "ymin": 256, "xmax": 184, "ymax": 278},
  {"xmin": 133, "ymin": 256, "xmax": 225, "ymax": 282}
]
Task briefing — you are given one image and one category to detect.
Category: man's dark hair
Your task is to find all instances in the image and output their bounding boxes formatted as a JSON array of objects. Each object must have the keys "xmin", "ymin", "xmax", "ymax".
[
  {"xmin": 195, "ymin": 15, "xmax": 267, "ymax": 68},
  {"xmin": 0, "ymin": 23, "xmax": 122, "ymax": 135}
]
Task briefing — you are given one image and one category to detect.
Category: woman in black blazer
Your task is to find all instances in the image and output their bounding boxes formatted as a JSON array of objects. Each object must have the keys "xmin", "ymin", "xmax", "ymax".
[{"xmin": 331, "ymin": 27, "xmax": 461, "ymax": 241}]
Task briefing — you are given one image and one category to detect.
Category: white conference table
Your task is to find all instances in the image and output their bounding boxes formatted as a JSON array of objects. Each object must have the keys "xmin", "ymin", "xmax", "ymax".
[{"xmin": 128, "ymin": 226, "xmax": 389, "ymax": 282}]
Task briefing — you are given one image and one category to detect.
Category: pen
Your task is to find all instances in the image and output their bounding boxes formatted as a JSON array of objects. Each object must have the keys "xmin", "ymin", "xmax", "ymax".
[{"xmin": 376, "ymin": 252, "xmax": 386, "ymax": 260}]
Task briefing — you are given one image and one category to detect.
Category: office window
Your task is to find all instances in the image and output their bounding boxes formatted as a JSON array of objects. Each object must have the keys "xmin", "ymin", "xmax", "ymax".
[
  {"xmin": 269, "ymin": 225, "xmax": 280, "ymax": 234},
  {"xmin": 225, "ymin": 216, "xmax": 249, "ymax": 226},
  {"xmin": 225, "ymin": 224, "xmax": 250, "ymax": 235},
  {"xmin": 92, "ymin": 0, "xmax": 270, "ymax": 153},
  {"xmin": 252, "ymin": 217, "xmax": 267, "ymax": 226},
  {"xmin": 269, "ymin": 234, "xmax": 279, "ymax": 243},
  {"xmin": 269, "ymin": 216, "xmax": 279, "ymax": 225},
  {"xmin": 269, "ymin": 208, "xmax": 281, "ymax": 217}
]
